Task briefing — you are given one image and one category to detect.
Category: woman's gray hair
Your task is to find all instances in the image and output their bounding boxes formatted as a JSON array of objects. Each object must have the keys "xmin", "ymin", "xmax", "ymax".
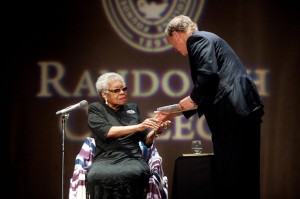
[
  {"xmin": 95, "ymin": 72, "xmax": 126, "ymax": 92},
  {"xmin": 164, "ymin": 15, "xmax": 198, "ymax": 36}
]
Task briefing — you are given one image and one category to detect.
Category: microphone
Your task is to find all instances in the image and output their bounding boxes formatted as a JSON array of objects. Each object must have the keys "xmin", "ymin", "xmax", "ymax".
[{"xmin": 56, "ymin": 100, "xmax": 88, "ymax": 115}]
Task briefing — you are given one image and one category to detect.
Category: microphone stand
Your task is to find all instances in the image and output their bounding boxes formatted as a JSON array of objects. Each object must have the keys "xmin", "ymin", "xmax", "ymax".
[{"xmin": 60, "ymin": 113, "xmax": 69, "ymax": 199}]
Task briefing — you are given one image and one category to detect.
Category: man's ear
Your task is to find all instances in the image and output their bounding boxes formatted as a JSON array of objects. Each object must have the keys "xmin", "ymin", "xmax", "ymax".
[{"xmin": 173, "ymin": 32, "xmax": 179, "ymax": 41}]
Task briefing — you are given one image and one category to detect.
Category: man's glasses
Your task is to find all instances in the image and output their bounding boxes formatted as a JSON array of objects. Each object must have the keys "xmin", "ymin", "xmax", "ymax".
[{"xmin": 107, "ymin": 87, "xmax": 128, "ymax": 93}]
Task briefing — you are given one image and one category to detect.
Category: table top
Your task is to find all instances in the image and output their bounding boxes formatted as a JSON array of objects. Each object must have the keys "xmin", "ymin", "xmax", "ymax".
[{"xmin": 182, "ymin": 153, "xmax": 214, "ymax": 157}]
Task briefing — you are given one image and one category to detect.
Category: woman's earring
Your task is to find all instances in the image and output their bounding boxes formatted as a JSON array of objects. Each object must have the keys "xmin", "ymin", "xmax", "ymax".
[{"xmin": 105, "ymin": 99, "xmax": 108, "ymax": 105}]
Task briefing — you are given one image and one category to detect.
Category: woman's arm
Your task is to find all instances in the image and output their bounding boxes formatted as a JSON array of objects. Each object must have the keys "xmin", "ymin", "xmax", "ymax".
[{"xmin": 107, "ymin": 118, "xmax": 161, "ymax": 138}]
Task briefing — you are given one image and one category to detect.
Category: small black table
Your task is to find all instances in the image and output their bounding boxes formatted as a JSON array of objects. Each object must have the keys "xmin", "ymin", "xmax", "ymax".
[{"xmin": 171, "ymin": 154, "xmax": 214, "ymax": 199}]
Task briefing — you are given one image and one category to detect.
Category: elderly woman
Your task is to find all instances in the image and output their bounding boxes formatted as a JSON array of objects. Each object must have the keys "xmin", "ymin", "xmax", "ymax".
[{"xmin": 87, "ymin": 72, "xmax": 170, "ymax": 199}]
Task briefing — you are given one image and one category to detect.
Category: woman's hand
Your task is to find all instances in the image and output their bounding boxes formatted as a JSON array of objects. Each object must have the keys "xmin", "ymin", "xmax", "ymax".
[
  {"xmin": 154, "ymin": 120, "xmax": 172, "ymax": 137},
  {"xmin": 145, "ymin": 120, "xmax": 172, "ymax": 144},
  {"xmin": 159, "ymin": 120, "xmax": 172, "ymax": 131},
  {"xmin": 138, "ymin": 118, "xmax": 161, "ymax": 131}
]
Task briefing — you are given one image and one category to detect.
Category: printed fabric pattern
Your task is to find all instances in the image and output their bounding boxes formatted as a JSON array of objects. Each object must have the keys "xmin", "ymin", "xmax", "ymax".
[{"xmin": 69, "ymin": 137, "xmax": 168, "ymax": 199}]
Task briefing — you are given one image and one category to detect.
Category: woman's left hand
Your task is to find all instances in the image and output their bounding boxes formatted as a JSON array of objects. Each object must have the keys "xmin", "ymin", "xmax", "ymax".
[
  {"xmin": 160, "ymin": 120, "xmax": 172, "ymax": 129},
  {"xmin": 154, "ymin": 120, "xmax": 172, "ymax": 137}
]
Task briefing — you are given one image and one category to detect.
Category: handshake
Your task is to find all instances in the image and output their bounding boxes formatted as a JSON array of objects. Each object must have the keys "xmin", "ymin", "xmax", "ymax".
[
  {"xmin": 144, "ymin": 98, "xmax": 198, "ymax": 139},
  {"xmin": 154, "ymin": 102, "xmax": 198, "ymax": 123}
]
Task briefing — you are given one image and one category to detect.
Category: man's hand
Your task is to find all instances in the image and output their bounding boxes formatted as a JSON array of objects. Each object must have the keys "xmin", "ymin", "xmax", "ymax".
[
  {"xmin": 154, "ymin": 111, "xmax": 176, "ymax": 122},
  {"xmin": 179, "ymin": 96, "xmax": 197, "ymax": 110}
]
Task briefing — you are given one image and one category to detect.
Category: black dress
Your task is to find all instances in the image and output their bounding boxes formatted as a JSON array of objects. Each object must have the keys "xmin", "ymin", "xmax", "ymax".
[{"xmin": 87, "ymin": 102, "xmax": 151, "ymax": 199}]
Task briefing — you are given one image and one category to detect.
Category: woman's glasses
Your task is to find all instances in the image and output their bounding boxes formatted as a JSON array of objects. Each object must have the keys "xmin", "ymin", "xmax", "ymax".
[{"xmin": 107, "ymin": 87, "xmax": 128, "ymax": 93}]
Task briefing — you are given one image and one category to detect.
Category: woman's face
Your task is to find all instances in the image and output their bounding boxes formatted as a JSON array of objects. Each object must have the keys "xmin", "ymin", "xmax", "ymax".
[{"xmin": 103, "ymin": 79, "xmax": 127, "ymax": 109}]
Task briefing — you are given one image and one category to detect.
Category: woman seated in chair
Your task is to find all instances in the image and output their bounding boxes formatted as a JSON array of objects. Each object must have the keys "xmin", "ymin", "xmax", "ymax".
[{"xmin": 87, "ymin": 72, "xmax": 171, "ymax": 199}]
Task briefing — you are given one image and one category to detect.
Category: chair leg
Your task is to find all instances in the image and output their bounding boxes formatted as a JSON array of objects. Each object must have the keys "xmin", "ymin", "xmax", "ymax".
[{"xmin": 85, "ymin": 172, "xmax": 89, "ymax": 199}]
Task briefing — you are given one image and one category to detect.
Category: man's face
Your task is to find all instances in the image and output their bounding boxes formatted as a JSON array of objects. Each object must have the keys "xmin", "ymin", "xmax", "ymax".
[{"xmin": 167, "ymin": 32, "xmax": 188, "ymax": 56}]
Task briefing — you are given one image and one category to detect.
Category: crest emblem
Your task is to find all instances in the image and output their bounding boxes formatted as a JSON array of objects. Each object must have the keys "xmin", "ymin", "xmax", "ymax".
[{"xmin": 101, "ymin": 0, "xmax": 206, "ymax": 53}]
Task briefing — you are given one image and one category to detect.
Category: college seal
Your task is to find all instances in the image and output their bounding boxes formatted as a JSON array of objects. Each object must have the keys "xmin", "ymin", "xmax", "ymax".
[{"xmin": 101, "ymin": 0, "xmax": 206, "ymax": 53}]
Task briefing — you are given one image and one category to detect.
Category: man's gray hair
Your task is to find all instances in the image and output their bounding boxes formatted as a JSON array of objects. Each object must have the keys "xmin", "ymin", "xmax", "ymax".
[
  {"xmin": 95, "ymin": 72, "xmax": 126, "ymax": 92},
  {"xmin": 165, "ymin": 15, "xmax": 198, "ymax": 36}
]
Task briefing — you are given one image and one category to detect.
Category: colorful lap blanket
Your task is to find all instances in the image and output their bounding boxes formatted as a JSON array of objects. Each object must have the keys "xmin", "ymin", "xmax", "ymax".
[{"xmin": 69, "ymin": 137, "xmax": 168, "ymax": 199}]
